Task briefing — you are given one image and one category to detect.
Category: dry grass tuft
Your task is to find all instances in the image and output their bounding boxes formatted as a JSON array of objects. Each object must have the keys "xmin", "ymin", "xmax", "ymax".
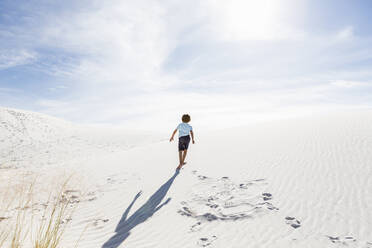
[
  {"xmin": 33, "ymin": 180, "xmax": 75, "ymax": 248},
  {"xmin": 0, "ymin": 180, "xmax": 33, "ymax": 248},
  {"xmin": 0, "ymin": 173, "xmax": 84, "ymax": 248}
]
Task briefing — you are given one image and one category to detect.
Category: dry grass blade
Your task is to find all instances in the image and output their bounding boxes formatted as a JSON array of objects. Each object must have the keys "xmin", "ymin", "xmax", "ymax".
[
  {"xmin": 34, "ymin": 178, "xmax": 76, "ymax": 248},
  {"xmin": 4, "ymin": 181, "xmax": 34, "ymax": 248}
]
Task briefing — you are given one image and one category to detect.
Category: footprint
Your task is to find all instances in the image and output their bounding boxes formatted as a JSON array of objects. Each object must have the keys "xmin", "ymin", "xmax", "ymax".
[
  {"xmin": 61, "ymin": 218, "xmax": 72, "ymax": 224},
  {"xmin": 91, "ymin": 218, "xmax": 110, "ymax": 229},
  {"xmin": 61, "ymin": 190, "xmax": 81, "ymax": 204},
  {"xmin": 327, "ymin": 236, "xmax": 339, "ymax": 243},
  {"xmin": 262, "ymin": 192, "xmax": 272, "ymax": 201},
  {"xmin": 190, "ymin": 221, "xmax": 202, "ymax": 232},
  {"xmin": 178, "ymin": 207, "xmax": 194, "ymax": 217},
  {"xmin": 198, "ymin": 175, "xmax": 208, "ymax": 180},
  {"xmin": 206, "ymin": 203, "xmax": 219, "ymax": 209},
  {"xmin": 197, "ymin": 235, "xmax": 217, "ymax": 247},
  {"xmin": 264, "ymin": 202, "xmax": 279, "ymax": 211},
  {"xmin": 239, "ymin": 183, "xmax": 248, "ymax": 189},
  {"xmin": 326, "ymin": 235, "xmax": 357, "ymax": 245},
  {"xmin": 87, "ymin": 196, "xmax": 97, "ymax": 201},
  {"xmin": 285, "ymin": 216, "xmax": 301, "ymax": 229}
]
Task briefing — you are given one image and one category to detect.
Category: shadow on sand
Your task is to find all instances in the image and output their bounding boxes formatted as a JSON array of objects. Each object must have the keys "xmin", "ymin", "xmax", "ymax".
[{"xmin": 102, "ymin": 170, "xmax": 180, "ymax": 248}]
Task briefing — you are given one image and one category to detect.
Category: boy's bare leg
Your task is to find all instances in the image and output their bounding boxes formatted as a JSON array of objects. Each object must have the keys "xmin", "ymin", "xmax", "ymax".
[
  {"xmin": 182, "ymin": 149, "xmax": 188, "ymax": 165},
  {"xmin": 177, "ymin": 151, "xmax": 183, "ymax": 169}
]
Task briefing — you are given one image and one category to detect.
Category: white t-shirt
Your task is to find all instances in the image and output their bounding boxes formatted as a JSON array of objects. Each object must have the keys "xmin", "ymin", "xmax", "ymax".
[{"xmin": 177, "ymin": 123, "xmax": 192, "ymax": 137}]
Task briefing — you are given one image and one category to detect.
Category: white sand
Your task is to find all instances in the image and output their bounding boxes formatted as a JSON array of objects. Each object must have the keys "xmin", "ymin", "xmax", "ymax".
[{"xmin": 1, "ymin": 107, "xmax": 372, "ymax": 248}]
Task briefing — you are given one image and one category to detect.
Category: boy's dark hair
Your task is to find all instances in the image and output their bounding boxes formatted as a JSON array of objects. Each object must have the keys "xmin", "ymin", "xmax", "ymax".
[{"xmin": 182, "ymin": 114, "xmax": 191, "ymax": 123}]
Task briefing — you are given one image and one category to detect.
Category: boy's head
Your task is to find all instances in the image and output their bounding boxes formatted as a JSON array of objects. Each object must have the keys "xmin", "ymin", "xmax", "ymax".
[{"xmin": 182, "ymin": 114, "xmax": 191, "ymax": 123}]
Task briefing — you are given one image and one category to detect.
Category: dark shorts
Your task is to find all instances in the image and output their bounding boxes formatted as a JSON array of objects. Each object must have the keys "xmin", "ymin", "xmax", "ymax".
[{"xmin": 178, "ymin": 135, "xmax": 190, "ymax": 151}]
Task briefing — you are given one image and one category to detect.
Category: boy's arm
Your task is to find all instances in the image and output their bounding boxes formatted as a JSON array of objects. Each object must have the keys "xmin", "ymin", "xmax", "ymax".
[
  {"xmin": 169, "ymin": 129, "xmax": 177, "ymax": 142},
  {"xmin": 190, "ymin": 130, "xmax": 195, "ymax": 144}
]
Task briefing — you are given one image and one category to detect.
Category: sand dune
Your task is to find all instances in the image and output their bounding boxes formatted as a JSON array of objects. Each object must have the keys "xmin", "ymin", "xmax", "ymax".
[{"xmin": 1, "ymin": 107, "xmax": 372, "ymax": 247}]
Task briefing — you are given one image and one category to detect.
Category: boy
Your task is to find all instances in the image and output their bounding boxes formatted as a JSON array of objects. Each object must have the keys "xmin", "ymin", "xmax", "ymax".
[{"xmin": 169, "ymin": 114, "xmax": 195, "ymax": 170}]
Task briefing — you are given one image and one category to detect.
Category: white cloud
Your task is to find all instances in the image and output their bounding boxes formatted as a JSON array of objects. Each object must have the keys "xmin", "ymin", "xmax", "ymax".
[
  {"xmin": 0, "ymin": 50, "xmax": 37, "ymax": 69},
  {"xmin": 330, "ymin": 80, "xmax": 368, "ymax": 88},
  {"xmin": 2, "ymin": 0, "xmax": 372, "ymax": 128},
  {"xmin": 37, "ymin": 0, "xmax": 172, "ymax": 88},
  {"xmin": 337, "ymin": 26, "xmax": 354, "ymax": 40},
  {"xmin": 48, "ymin": 85, "xmax": 68, "ymax": 92}
]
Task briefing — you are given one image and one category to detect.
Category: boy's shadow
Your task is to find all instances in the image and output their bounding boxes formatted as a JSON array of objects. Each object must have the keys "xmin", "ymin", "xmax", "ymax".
[{"xmin": 102, "ymin": 170, "xmax": 180, "ymax": 248}]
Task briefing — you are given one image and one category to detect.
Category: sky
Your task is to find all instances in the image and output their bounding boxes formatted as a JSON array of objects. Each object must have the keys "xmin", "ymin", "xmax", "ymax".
[{"xmin": 1, "ymin": 0, "xmax": 372, "ymax": 130}]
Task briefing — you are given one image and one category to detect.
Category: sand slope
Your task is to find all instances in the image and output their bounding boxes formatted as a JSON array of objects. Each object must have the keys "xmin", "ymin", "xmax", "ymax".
[
  {"xmin": 0, "ymin": 107, "xmax": 162, "ymax": 169},
  {"xmin": 1, "ymin": 107, "xmax": 372, "ymax": 248}
]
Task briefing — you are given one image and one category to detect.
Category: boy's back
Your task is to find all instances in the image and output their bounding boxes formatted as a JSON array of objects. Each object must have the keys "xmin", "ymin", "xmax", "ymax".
[{"xmin": 177, "ymin": 122, "xmax": 192, "ymax": 137}]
